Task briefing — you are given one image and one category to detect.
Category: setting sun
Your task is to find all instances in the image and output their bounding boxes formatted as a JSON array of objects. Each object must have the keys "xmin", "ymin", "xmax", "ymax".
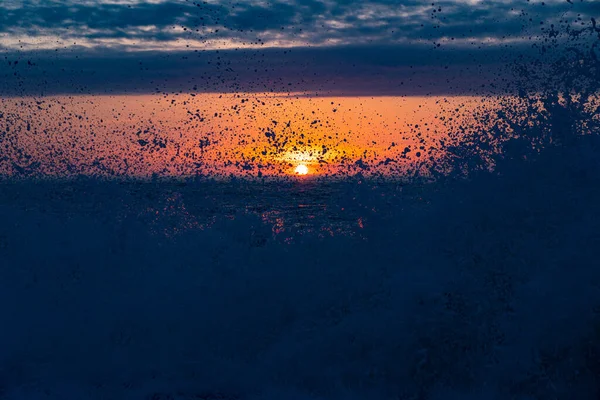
[{"xmin": 295, "ymin": 164, "xmax": 309, "ymax": 175}]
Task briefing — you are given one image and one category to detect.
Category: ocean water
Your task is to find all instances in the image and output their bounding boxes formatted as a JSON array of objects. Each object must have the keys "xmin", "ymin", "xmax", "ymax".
[
  {"xmin": 0, "ymin": 178, "xmax": 415, "ymax": 240},
  {"xmin": 2, "ymin": 136, "xmax": 600, "ymax": 399}
]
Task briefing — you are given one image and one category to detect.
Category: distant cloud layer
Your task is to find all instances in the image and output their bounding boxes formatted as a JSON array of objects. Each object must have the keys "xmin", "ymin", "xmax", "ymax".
[
  {"xmin": 0, "ymin": 0, "xmax": 596, "ymax": 51},
  {"xmin": 0, "ymin": 0, "xmax": 597, "ymax": 95}
]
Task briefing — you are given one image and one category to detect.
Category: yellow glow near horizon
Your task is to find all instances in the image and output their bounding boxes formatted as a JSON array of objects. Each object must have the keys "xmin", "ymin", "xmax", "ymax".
[
  {"xmin": 295, "ymin": 164, "xmax": 309, "ymax": 175},
  {"xmin": 0, "ymin": 93, "xmax": 492, "ymax": 178}
]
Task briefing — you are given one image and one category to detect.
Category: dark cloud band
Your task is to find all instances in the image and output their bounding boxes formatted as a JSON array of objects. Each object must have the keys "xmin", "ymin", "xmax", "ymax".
[{"xmin": 0, "ymin": 0, "xmax": 596, "ymax": 95}]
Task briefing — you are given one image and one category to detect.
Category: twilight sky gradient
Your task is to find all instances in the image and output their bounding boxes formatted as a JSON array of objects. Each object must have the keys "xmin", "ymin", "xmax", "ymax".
[
  {"xmin": 1, "ymin": 0, "xmax": 597, "ymax": 96},
  {"xmin": 0, "ymin": 0, "xmax": 597, "ymax": 178}
]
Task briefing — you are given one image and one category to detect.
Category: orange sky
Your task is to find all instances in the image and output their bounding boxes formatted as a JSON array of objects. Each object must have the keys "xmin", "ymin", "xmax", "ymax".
[{"xmin": 0, "ymin": 93, "xmax": 495, "ymax": 178}]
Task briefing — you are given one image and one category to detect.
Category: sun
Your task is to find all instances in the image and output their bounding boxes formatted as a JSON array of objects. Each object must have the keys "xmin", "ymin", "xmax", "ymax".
[{"xmin": 295, "ymin": 164, "xmax": 309, "ymax": 175}]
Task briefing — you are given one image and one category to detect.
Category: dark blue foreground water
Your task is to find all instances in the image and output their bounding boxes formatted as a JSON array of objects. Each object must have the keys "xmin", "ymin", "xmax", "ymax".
[{"xmin": 2, "ymin": 136, "xmax": 600, "ymax": 399}]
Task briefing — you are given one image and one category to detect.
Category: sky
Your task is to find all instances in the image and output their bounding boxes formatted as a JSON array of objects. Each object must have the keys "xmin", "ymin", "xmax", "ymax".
[
  {"xmin": 1, "ymin": 0, "xmax": 597, "ymax": 96},
  {"xmin": 0, "ymin": 93, "xmax": 495, "ymax": 177},
  {"xmin": 0, "ymin": 0, "xmax": 597, "ymax": 177}
]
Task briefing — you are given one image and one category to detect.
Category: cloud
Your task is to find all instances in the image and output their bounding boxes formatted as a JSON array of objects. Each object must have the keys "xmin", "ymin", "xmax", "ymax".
[
  {"xmin": 0, "ymin": 0, "xmax": 596, "ymax": 52},
  {"xmin": 0, "ymin": 44, "xmax": 525, "ymax": 96},
  {"xmin": 0, "ymin": 0, "xmax": 596, "ymax": 95}
]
